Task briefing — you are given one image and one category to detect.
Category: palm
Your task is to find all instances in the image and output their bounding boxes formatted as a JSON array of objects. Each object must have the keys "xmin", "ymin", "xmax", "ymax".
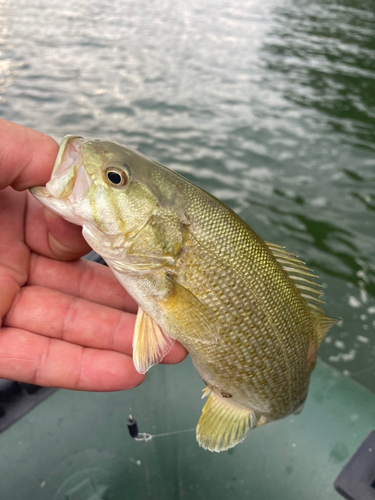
[{"xmin": 0, "ymin": 120, "xmax": 186, "ymax": 391}]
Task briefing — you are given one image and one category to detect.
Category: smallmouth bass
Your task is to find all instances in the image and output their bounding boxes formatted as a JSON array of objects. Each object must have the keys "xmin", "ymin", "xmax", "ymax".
[{"xmin": 31, "ymin": 136, "xmax": 337, "ymax": 452}]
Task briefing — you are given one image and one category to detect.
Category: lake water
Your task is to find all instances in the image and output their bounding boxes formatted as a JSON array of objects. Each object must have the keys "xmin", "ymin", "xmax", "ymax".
[{"xmin": 0, "ymin": 0, "xmax": 374, "ymax": 392}]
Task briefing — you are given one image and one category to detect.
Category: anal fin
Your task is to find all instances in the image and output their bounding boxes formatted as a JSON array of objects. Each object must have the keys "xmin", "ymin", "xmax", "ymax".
[
  {"xmin": 196, "ymin": 392, "xmax": 258, "ymax": 452},
  {"xmin": 133, "ymin": 307, "xmax": 175, "ymax": 374}
]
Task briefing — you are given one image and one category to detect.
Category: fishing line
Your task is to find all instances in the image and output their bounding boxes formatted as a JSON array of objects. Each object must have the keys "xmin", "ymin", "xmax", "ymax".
[
  {"xmin": 127, "ymin": 415, "xmax": 195, "ymax": 442},
  {"xmin": 346, "ymin": 365, "xmax": 375, "ymax": 378}
]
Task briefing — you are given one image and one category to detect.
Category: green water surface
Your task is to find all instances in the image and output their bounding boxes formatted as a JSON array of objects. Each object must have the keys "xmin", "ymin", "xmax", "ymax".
[
  {"xmin": 0, "ymin": 0, "xmax": 375, "ymax": 498},
  {"xmin": 0, "ymin": 0, "xmax": 374, "ymax": 391}
]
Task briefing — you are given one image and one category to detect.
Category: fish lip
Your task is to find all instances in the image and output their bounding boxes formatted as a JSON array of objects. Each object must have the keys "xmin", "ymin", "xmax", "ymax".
[
  {"xmin": 29, "ymin": 135, "xmax": 88, "ymax": 224},
  {"xmin": 40, "ymin": 135, "xmax": 85, "ymax": 199},
  {"xmin": 52, "ymin": 135, "xmax": 84, "ymax": 177},
  {"xmin": 29, "ymin": 136, "xmax": 83, "ymax": 200}
]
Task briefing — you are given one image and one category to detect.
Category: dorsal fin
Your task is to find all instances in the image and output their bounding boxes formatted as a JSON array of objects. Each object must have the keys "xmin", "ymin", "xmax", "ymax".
[
  {"xmin": 266, "ymin": 242, "xmax": 323, "ymax": 306},
  {"xmin": 315, "ymin": 314, "xmax": 339, "ymax": 346},
  {"xmin": 266, "ymin": 242, "xmax": 338, "ymax": 344}
]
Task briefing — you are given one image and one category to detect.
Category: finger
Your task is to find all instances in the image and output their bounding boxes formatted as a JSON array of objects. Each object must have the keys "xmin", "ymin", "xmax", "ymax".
[
  {"xmin": 161, "ymin": 341, "xmax": 188, "ymax": 365},
  {"xmin": 4, "ymin": 285, "xmax": 135, "ymax": 353},
  {"xmin": 0, "ymin": 188, "xmax": 29, "ymax": 323},
  {"xmin": 0, "ymin": 327, "xmax": 145, "ymax": 391},
  {"xmin": 26, "ymin": 193, "xmax": 91, "ymax": 261},
  {"xmin": 0, "ymin": 119, "xmax": 59, "ymax": 190},
  {"xmin": 28, "ymin": 253, "xmax": 138, "ymax": 313},
  {"xmin": 0, "ymin": 120, "xmax": 90, "ymax": 261},
  {"xmin": 4, "ymin": 285, "xmax": 188, "ymax": 363}
]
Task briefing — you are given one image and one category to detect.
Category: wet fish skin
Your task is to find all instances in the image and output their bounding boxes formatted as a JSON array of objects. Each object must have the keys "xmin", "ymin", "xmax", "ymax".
[{"xmin": 31, "ymin": 136, "xmax": 337, "ymax": 452}]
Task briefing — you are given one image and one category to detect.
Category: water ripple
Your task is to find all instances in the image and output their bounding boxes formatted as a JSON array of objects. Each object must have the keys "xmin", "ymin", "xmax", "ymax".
[{"xmin": 0, "ymin": 0, "xmax": 374, "ymax": 391}]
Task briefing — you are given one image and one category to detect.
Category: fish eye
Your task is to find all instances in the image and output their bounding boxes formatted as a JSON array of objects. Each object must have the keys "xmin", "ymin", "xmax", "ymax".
[{"xmin": 105, "ymin": 166, "xmax": 129, "ymax": 187}]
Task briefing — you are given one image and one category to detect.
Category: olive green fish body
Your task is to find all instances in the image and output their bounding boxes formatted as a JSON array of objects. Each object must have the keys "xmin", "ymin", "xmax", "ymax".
[
  {"xmin": 31, "ymin": 137, "xmax": 337, "ymax": 452},
  {"xmin": 178, "ymin": 236, "xmax": 315, "ymax": 420}
]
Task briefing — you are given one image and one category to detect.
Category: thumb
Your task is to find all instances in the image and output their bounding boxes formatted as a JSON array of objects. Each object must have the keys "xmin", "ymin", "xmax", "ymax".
[{"xmin": 43, "ymin": 207, "xmax": 92, "ymax": 260}]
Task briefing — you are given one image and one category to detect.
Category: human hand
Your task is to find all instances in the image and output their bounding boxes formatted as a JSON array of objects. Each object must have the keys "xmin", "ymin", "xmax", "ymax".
[{"xmin": 0, "ymin": 119, "xmax": 187, "ymax": 391}]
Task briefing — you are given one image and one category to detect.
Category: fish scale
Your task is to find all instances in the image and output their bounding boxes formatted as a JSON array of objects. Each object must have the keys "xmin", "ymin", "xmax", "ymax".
[
  {"xmin": 179, "ymin": 239, "xmax": 299, "ymax": 415},
  {"xmin": 176, "ymin": 193, "xmax": 313, "ymax": 405},
  {"xmin": 31, "ymin": 136, "xmax": 338, "ymax": 452}
]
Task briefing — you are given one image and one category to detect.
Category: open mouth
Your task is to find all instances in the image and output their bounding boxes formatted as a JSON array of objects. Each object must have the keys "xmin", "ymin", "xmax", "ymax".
[
  {"xmin": 31, "ymin": 135, "xmax": 93, "ymax": 205},
  {"xmin": 29, "ymin": 135, "xmax": 95, "ymax": 226},
  {"xmin": 29, "ymin": 135, "xmax": 93, "ymax": 224},
  {"xmin": 30, "ymin": 136, "xmax": 84, "ymax": 202},
  {"xmin": 45, "ymin": 136, "xmax": 85, "ymax": 199},
  {"xmin": 53, "ymin": 136, "xmax": 84, "ymax": 176}
]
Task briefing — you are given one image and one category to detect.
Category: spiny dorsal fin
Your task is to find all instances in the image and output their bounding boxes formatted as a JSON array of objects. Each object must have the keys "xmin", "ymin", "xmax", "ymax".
[
  {"xmin": 266, "ymin": 242, "xmax": 324, "ymax": 308},
  {"xmin": 196, "ymin": 391, "xmax": 258, "ymax": 452},
  {"xmin": 315, "ymin": 314, "xmax": 339, "ymax": 346},
  {"xmin": 266, "ymin": 242, "xmax": 338, "ymax": 344}
]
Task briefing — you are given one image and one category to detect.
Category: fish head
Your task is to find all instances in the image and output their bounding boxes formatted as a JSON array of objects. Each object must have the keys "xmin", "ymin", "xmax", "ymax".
[{"xmin": 30, "ymin": 136, "xmax": 165, "ymax": 255}]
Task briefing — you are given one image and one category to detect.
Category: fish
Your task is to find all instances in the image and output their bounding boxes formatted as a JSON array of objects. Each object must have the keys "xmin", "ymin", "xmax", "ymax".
[{"xmin": 31, "ymin": 136, "xmax": 338, "ymax": 452}]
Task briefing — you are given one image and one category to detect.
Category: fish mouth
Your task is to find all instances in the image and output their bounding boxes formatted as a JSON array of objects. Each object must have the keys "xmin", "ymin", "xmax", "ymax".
[
  {"xmin": 52, "ymin": 135, "xmax": 84, "ymax": 176},
  {"xmin": 47, "ymin": 135, "xmax": 85, "ymax": 199},
  {"xmin": 30, "ymin": 136, "xmax": 92, "ymax": 224},
  {"xmin": 30, "ymin": 136, "xmax": 84, "ymax": 201}
]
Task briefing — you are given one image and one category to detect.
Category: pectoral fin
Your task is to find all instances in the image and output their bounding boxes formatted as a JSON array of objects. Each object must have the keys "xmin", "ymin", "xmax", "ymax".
[
  {"xmin": 157, "ymin": 281, "xmax": 219, "ymax": 344},
  {"xmin": 196, "ymin": 392, "xmax": 258, "ymax": 452},
  {"xmin": 132, "ymin": 307, "xmax": 175, "ymax": 374}
]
